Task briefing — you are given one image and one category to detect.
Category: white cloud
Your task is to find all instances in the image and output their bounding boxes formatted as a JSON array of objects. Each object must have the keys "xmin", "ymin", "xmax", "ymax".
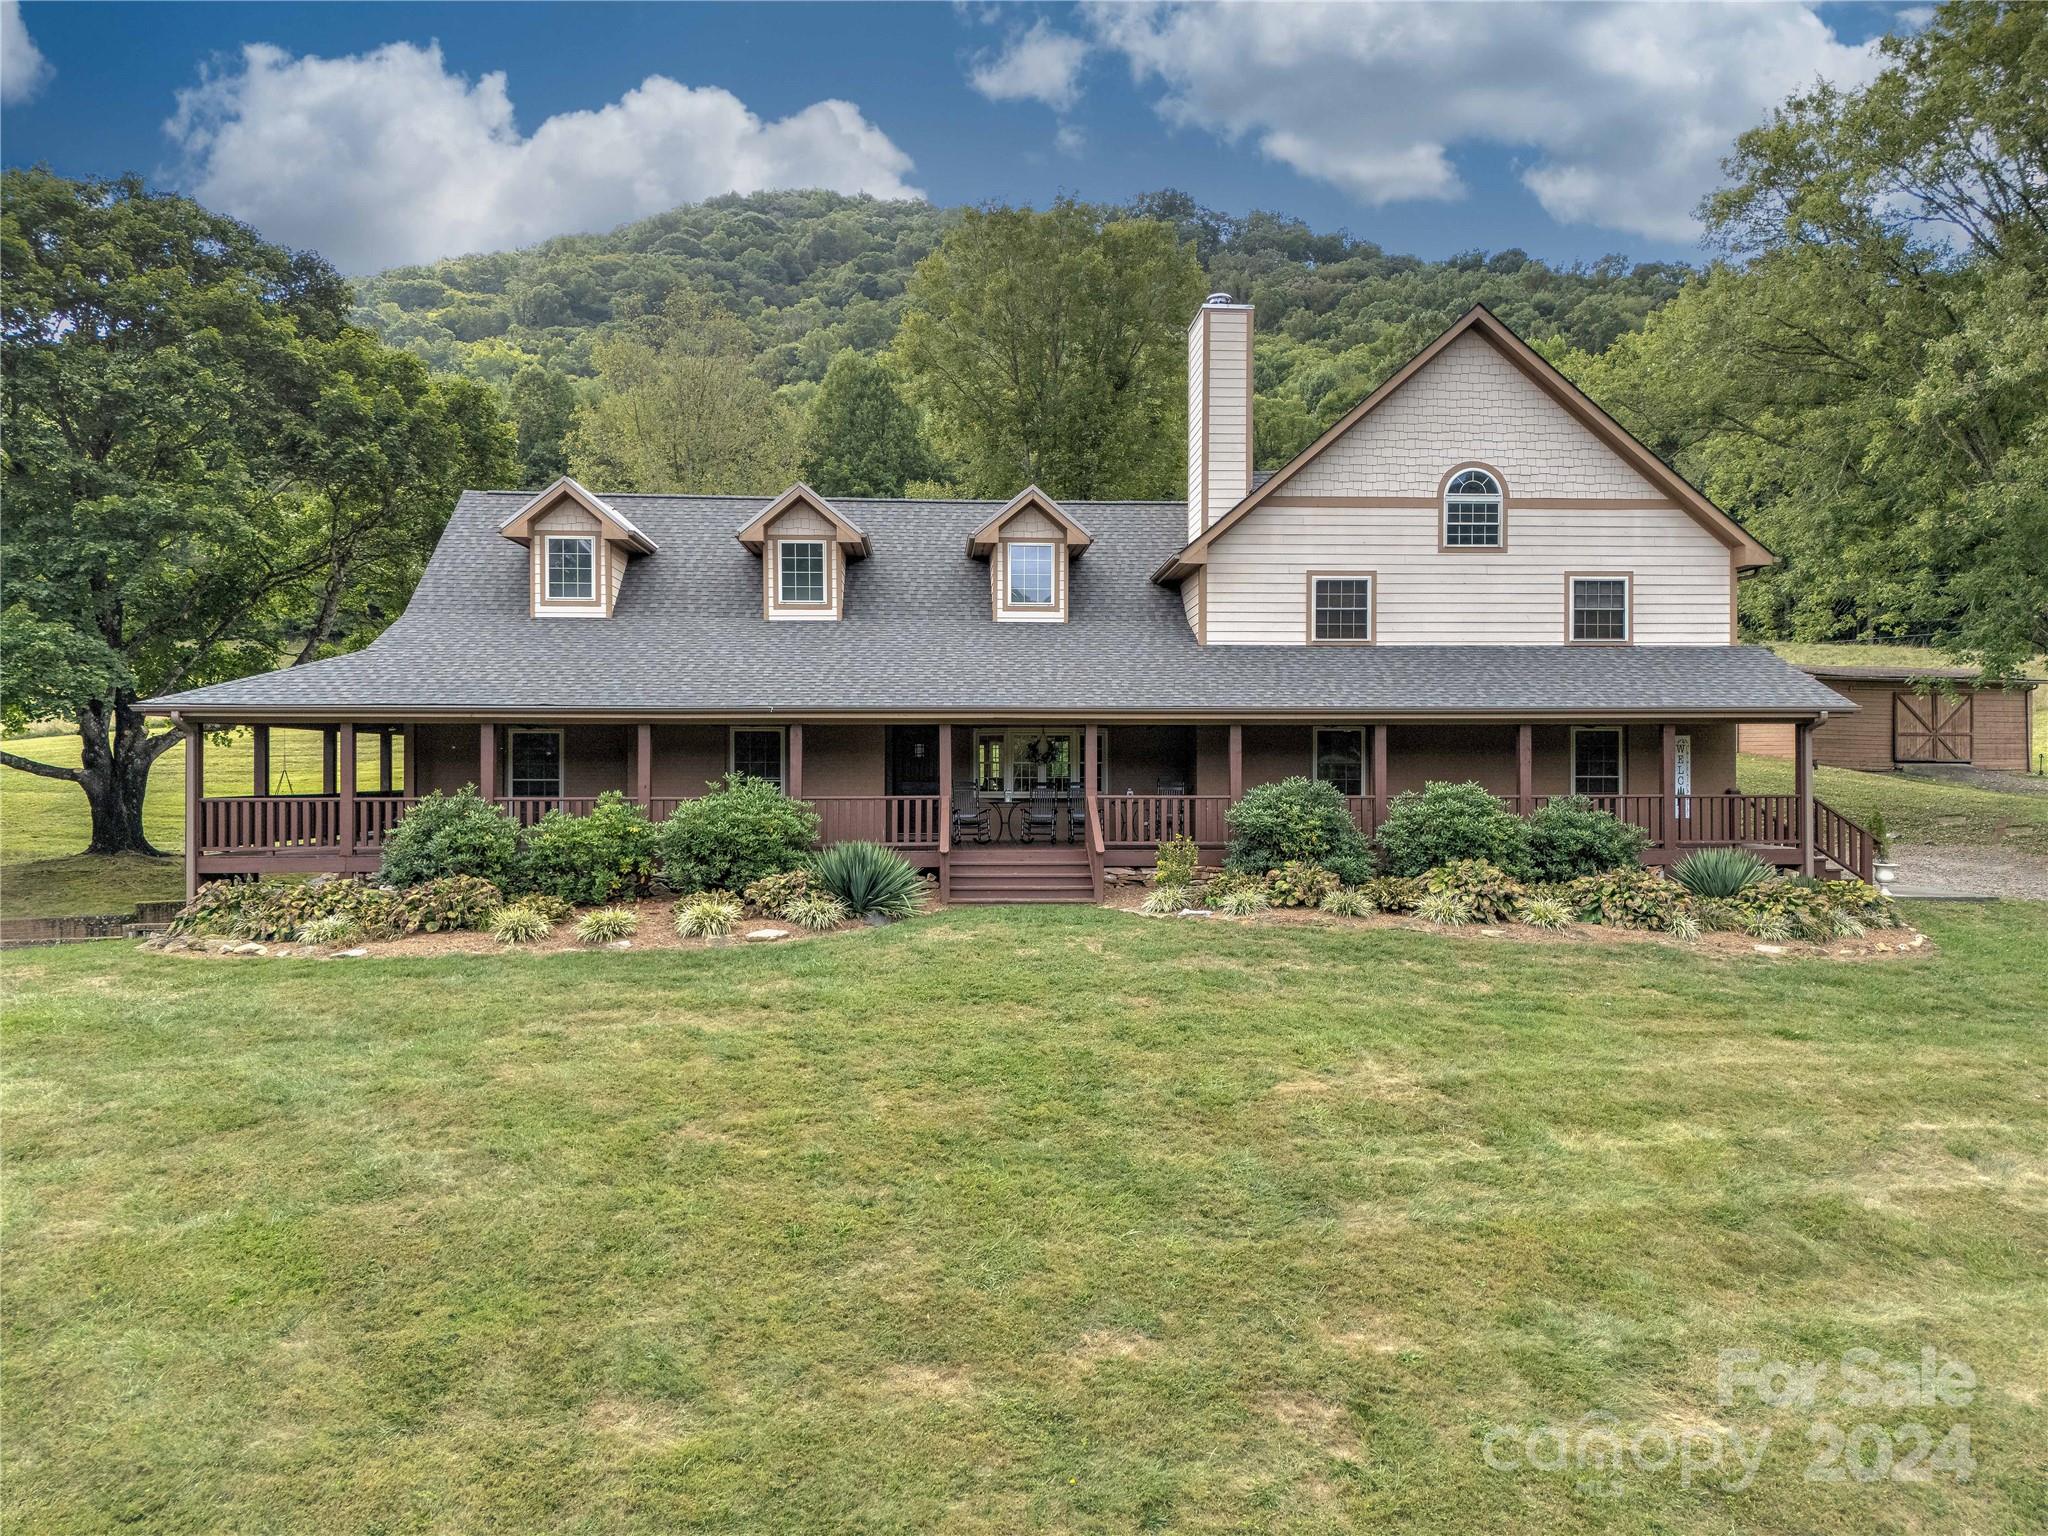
[
  {"xmin": 969, "ymin": 19, "xmax": 1089, "ymax": 112},
  {"xmin": 2, "ymin": 0, "xmax": 53, "ymax": 106},
  {"xmin": 163, "ymin": 41, "xmax": 921, "ymax": 271},
  {"xmin": 1085, "ymin": 1, "xmax": 1886, "ymax": 243}
]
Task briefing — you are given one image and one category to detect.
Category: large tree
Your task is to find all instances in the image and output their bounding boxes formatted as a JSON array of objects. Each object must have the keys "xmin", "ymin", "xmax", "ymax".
[
  {"xmin": 568, "ymin": 291, "xmax": 800, "ymax": 493},
  {"xmin": 506, "ymin": 363, "xmax": 577, "ymax": 486},
  {"xmin": 1571, "ymin": 0, "xmax": 2047, "ymax": 672},
  {"xmin": 799, "ymin": 349, "xmax": 940, "ymax": 497},
  {"xmin": 0, "ymin": 171, "xmax": 514, "ymax": 854},
  {"xmin": 891, "ymin": 200, "xmax": 1206, "ymax": 500}
]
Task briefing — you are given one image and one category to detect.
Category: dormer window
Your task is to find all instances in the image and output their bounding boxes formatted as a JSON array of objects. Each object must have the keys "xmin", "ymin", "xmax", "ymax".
[
  {"xmin": 1008, "ymin": 542, "xmax": 1056, "ymax": 607},
  {"xmin": 545, "ymin": 535, "xmax": 596, "ymax": 602},
  {"xmin": 1442, "ymin": 466, "xmax": 1504, "ymax": 549},
  {"xmin": 779, "ymin": 540, "xmax": 828, "ymax": 605},
  {"xmin": 736, "ymin": 485, "xmax": 868, "ymax": 622}
]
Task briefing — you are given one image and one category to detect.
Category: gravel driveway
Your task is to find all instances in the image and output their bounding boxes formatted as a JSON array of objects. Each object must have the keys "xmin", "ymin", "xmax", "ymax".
[{"xmin": 1887, "ymin": 842, "xmax": 2048, "ymax": 900}]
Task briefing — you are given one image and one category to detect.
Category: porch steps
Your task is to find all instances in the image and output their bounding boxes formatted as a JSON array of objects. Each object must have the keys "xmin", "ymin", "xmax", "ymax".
[{"xmin": 946, "ymin": 846, "xmax": 1098, "ymax": 905}]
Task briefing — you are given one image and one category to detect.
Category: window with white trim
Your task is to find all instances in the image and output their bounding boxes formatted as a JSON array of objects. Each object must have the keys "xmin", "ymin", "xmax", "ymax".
[
  {"xmin": 1312, "ymin": 576, "xmax": 1372, "ymax": 642},
  {"xmin": 544, "ymin": 535, "xmax": 596, "ymax": 601},
  {"xmin": 1443, "ymin": 468, "xmax": 1503, "ymax": 547},
  {"xmin": 507, "ymin": 729, "xmax": 563, "ymax": 799},
  {"xmin": 1313, "ymin": 727, "xmax": 1365, "ymax": 797},
  {"xmin": 1571, "ymin": 576, "xmax": 1630, "ymax": 642},
  {"xmin": 1571, "ymin": 727, "xmax": 1624, "ymax": 797},
  {"xmin": 1008, "ymin": 542, "xmax": 1055, "ymax": 606},
  {"xmin": 731, "ymin": 727, "xmax": 785, "ymax": 789},
  {"xmin": 779, "ymin": 540, "xmax": 826, "ymax": 604}
]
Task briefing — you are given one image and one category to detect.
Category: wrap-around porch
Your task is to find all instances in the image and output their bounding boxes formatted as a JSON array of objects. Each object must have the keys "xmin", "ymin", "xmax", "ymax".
[{"xmin": 177, "ymin": 715, "xmax": 1871, "ymax": 902}]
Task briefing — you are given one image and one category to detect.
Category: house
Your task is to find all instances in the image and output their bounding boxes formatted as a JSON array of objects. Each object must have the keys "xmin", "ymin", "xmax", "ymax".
[
  {"xmin": 1740, "ymin": 666, "xmax": 2037, "ymax": 774},
  {"xmin": 145, "ymin": 300, "xmax": 1873, "ymax": 903}
]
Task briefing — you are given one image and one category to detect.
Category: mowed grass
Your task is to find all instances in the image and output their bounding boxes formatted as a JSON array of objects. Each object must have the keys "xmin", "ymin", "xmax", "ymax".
[
  {"xmin": 4, "ymin": 905, "xmax": 2044, "ymax": 1533},
  {"xmin": 1738, "ymin": 754, "xmax": 2048, "ymax": 852},
  {"xmin": 0, "ymin": 730, "xmax": 400, "ymax": 918}
]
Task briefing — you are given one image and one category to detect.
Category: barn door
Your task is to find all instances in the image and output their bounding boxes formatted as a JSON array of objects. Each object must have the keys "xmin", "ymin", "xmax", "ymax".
[{"xmin": 1893, "ymin": 691, "xmax": 1974, "ymax": 763}]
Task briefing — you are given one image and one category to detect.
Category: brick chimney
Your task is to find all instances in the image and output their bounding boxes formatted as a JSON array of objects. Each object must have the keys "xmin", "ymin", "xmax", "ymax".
[{"xmin": 1187, "ymin": 292, "xmax": 1253, "ymax": 541}]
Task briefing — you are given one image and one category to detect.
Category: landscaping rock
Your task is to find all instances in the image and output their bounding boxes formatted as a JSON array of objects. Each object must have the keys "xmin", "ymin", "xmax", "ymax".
[
  {"xmin": 334, "ymin": 948, "xmax": 368, "ymax": 958},
  {"xmin": 1753, "ymin": 944, "xmax": 1787, "ymax": 955},
  {"xmin": 608, "ymin": 940, "xmax": 633, "ymax": 950},
  {"xmin": 744, "ymin": 928, "xmax": 789, "ymax": 942}
]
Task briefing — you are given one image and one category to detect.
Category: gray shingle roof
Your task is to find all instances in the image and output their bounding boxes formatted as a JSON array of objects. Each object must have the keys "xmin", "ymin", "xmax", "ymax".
[{"xmin": 147, "ymin": 491, "xmax": 1851, "ymax": 718}]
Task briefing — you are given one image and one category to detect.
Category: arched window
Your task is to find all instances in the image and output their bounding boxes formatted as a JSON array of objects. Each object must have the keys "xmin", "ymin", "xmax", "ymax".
[{"xmin": 1442, "ymin": 467, "xmax": 1503, "ymax": 548}]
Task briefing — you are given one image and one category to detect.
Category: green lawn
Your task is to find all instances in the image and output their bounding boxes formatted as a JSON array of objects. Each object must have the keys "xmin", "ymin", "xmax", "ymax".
[
  {"xmin": 0, "ymin": 730, "xmax": 400, "ymax": 918},
  {"xmin": 1738, "ymin": 754, "xmax": 2048, "ymax": 853},
  {"xmin": 4, "ymin": 905, "xmax": 2043, "ymax": 1533}
]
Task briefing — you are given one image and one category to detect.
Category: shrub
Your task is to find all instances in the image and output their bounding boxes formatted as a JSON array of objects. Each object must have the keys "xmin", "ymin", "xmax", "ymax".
[
  {"xmin": 1374, "ymin": 782, "xmax": 1533, "ymax": 879},
  {"xmin": 809, "ymin": 841, "xmax": 923, "ymax": 919},
  {"xmin": 489, "ymin": 903, "xmax": 554, "ymax": 945},
  {"xmin": 1419, "ymin": 859, "xmax": 1525, "ymax": 923},
  {"xmin": 1360, "ymin": 875, "xmax": 1420, "ymax": 914},
  {"xmin": 742, "ymin": 867, "xmax": 814, "ymax": 916},
  {"xmin": 1818, "ymin": 879, "xmax": 1902, "ymax": 928},
  {"xmin": 1671, "ymin": 846, "xmax": 1776, "ymax": 899},
  {"xmin": 675, "ymin": 892, "xmax": 742, "ymax": 938},
  {"xmin": 1212, "ymin": 886, "xmax": 1268, "ymax": 917},
  {"xmin": 1224, "ymin": 778, "xmax": 1375, "ymax": 884},
  {"xmin": 1731, "ymin": 882, "xmax": 1834, "ymax": 941},
  {"xmin": 1154, "ymin": 834, "xmax": 1200, "ymax": 888},
  {"xmin": 781, "ymin": 892, "xmax": 849, "ymax": 931},
  {"xmin": 1562, "ymin": 869, "xmax": 1688, "ymax": 931},
  {"xmin": 378, "ymin": 788, "xmax": 523, "ymax": 889},
  {"xmin": 1320, "ymin": 887, "xmax": 1376, "ymax": 918},
  {"xmin": 1200, "ymin": 869, "xmax": 1264, "ymax": 900},
  {"xmin": 1516, "ymin": 895, "xmax": 1572, "ymax": 929},
  {"xmin": 574, "ymin": 906, "xmax": 640, "ymax": 945},
  {"xmin": 1526, "ymin": 796, "xmax": 1648, "ymax": 881},
  {"xmin": 659, "ymin": 774, "xmax": 820, "ymax": 895},
  {"xmin": 517, "ymin": 893, "xmax": 576, "ymax": 925},
  {"xmin": 1140, "ymin": 885, "xmax": 1194, "ymax": 916},
  {"xmin": 1866, "ymin": 809, "xmax": 1893, "ymax": 860},
  {"xmin": 1264, "ymin": 860, "xmax": 1340, "ymax": 908},
  {"xmin": 520, "ymin": 792, "xmax": 660, "ymax": 905},
  {"xmin": 387, "ymin": 876, "xmax": 504, "ymax": 934},
  {"xmin": 1413, "ymin": 889, "xmax": 1475, "ymax": 926}
]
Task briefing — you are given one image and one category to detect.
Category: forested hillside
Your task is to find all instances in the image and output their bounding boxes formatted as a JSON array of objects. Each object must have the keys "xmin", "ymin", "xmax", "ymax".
[{"xmin": 353, "ymin": 188, "xmax": 1688, "ymax": 467}]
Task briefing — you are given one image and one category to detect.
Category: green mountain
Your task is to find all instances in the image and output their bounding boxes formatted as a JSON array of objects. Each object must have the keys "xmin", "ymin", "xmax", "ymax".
[{"xmin": 353, "ymin": 188, "xmax": 1692, "ymax": 462}]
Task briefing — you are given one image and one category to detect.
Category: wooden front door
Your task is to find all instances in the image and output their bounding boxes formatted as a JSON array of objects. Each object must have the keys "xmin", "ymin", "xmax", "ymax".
[
  {"xmin": 886, "ymin": 726, "xmax": 941, "ymax": 796},
  {"xmin": 1893, "ymin": 690, "xmax": 1974, "ymax": 763}
]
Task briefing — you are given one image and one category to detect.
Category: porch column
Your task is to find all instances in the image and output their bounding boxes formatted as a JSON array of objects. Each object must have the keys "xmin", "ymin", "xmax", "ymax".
[
  {"xmin": 337, "ymin": 724, "xmax": 356, "ymax": 856},
  {"xmin": 1371, "ymin": 724, "xmax": 1389, "ymax": 814},
  {"xmin": 937, "ymin": 723, "xmax": 953, "ymax": 902},
  {"xmin": 402, "ymin": 725, "xmax": 418, "ymax": 795},
  {"xmin": 184, "ymin": 721, "xmax": 203, "ymax": 902},
  {"xmin": 1795, "ymin": 720, "xmax": 1815, "ymax": 876},
  {"xmin": 479, "ymin": 723, "xmax": 496, "ymax": 798},
  {"xmin": 1660, "ymin": 724, "xmax": 1678, "ymax": 857},
  {"xmin": 252, "ymin": 725, "xmax": 270, "ymax": 797},
  {"xmin": 1083, "ymin": 722, "xmax": 1099, "ymax": 801},
  {"xmin": 787, "ymin": 723, "xmax": 804, "ymax": 800},
  {"xmin": 1515, "ymin": 724, "xmax": 1533, "ymax": 815},
  {"xmin": 635, "ymin": 724, "xmax": 653, "ymax": 811},
  {"xmin": 1227, "ymin": 724, "xmax": 1243, "ymax": 802},
  {"xmin": 321, "ymin": 727, "xmax": 338, "ymax": 795},
  {"xmin": 378, "ymin": 730, "xmax": 394, "ymax": 794}
]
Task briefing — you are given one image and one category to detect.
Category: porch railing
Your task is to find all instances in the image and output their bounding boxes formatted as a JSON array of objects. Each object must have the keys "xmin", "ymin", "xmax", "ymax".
[
  {"xmin": 810, "ymin": 795, "xmax": 942, "ymax": 849},
  {"xmin": 1096, "ymin": 793, "xmax": 1231, "ymax": 848}
]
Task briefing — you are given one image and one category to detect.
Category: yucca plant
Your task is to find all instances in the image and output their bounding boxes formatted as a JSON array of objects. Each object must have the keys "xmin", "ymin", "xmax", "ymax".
[
  {"xmin": 675, "ymin": 893, "xmax": 743, "ymax": 939},
  {"xmin": 574, "ymin": 906, "xmax": 640, "ymax": 945},
  {"xmin": 489, "ymin": 903, "xmax": 555, "ymax": 945},
  {"xmin": 781, "ymin": 892, "xmax": 849, "ymax": 931},
  {"xmin": 809, "ymin": 841, "xmax": 923, "ymax": 920},
  {"xmin": 1140, "ymin": 885, "xmax": 1194, "ymax": 916},
  {"xmin": 1319, "ymin": 887, "xmax": 1376, "ymax": 918},
  {"xmin": 1671, "ymin": 847, "xmax": 1776, "ymax": 899},
  {"xmin": 1213, "ymin": 886, "xmax": 1268, "ymax": 917}
]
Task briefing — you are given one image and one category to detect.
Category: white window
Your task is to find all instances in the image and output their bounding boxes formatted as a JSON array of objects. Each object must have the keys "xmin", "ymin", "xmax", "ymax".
[
  {"xmin": 1571, "ymin": 727, "xmax": 1625, "ymax": 798},
  {"xmin": 544, "ymin": 535, "xmax": 596, "ymax": 601},
  {"xmin": 1313, "ymin": 727, "xmax": 1365, "ymax": 797},
  {"xmin": 1571, "ymin": 576, "xmax": 1630, "ymax": 642},
  {"xmin": 1443, "ymin": 468, "xmax": 1503, "ymax": 548},
  {"xmin": 779, "ymin": 540, "xmax": 827, "ymax": 605},
  {"xmin": 730, "ymin": 727, "xmax": 785, "ymax": 790},
  {"xmin": 1008, "ymin": 542, "xmax": 1056, "ymax": 606},
  {"xmin": 1311, "ymin": 576, "xmax": 1373, "ymax": 643},
  {"xmin": 507, "ymin": 729, "xmax": 563, "ymax": 799}
]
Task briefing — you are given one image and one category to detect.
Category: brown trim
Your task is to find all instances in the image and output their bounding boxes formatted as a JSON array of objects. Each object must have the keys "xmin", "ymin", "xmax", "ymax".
[
  {"xmin": 146, "ymin": 704, "xmax": 1845, "ymax": 726},
  {"xmin": 1569, "ymin": 724, "xmax": 1627, "ymax": 796},
  {"xmin": 1196, "ymin": 565, "xmax": 1208, "ymax": 645},
  {"xmin": 1152, "ymin": 304, "xmax": 1774, "ymax": 582},
  {"xmin": 505, "ymin": 726, "xmax": 565, "ymax": 798},
  {"xmin": 735, "ymin": 484, "xmax": 869, "ymax": 556},
  {"xmin": 967, "ymin": 486, "xmax": 1093, "ymax": 556},
  {"xmin": 183, "ymin": 724, "xmax": 201, "ymax": 901},
  {"xmin": 994, "ymin": 536, "xmax": 1067, "ymax": 620},
  {"xmin": 538, "ymin": 532, "xmax": 604, "ymax": 611},
  {"xmin": 1304, "ymin": 570, "xmax": 1377, "ymax": 645},
  {"xmin": 497, "ymin": 477, "xmax": 657, "ymax": 554},
  {"xmin": 1564, "ymin": 571, "xmax": 1634, "ymax": 646},
  {"xmin": 1436, "ymin": 462, "xmax": 1508, "ymax": 553}
]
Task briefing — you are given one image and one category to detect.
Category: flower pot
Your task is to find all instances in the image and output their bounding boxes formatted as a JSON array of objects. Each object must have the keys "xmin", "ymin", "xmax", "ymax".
[{"xmin": 1873, "ymin": 858, "xmax": 1898, "ymax": 887}]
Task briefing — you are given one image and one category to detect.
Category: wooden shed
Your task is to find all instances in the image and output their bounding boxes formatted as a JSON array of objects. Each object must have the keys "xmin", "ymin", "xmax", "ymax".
[{"xmin": 1740, "ymin": 666, "xmax": 2037, "ymax": 773}]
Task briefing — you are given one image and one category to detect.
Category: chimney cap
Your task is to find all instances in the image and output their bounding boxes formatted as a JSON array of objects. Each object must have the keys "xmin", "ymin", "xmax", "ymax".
[{"xmin": 1203, "ymin": 292, "xmax": 1235, "ymax": 306}]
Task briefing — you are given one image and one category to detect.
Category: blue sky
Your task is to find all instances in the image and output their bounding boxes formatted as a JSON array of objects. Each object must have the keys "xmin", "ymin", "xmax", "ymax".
[{"xmin": 3, "ymin": 2, "xmax": 1917, "ymax": 274}]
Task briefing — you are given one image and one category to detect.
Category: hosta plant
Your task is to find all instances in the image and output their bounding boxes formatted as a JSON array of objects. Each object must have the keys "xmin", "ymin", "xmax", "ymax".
[
  {"xmin": 489, "ymin": 903, "xmax": 555, "ymax": 945},
  {"xmin": 1264, "ymin": 860, "xmax": 1340, "ymax": 908},
  {"xmin": 1319, "ymin": 887, "xmax": 1376, "ymax": 918},
  {"xmin": 1419, "ymin": 859, "xmax": 1525, "ymax": 923},
  {"xmin": 742, "ymin": 868, "xmax": 814, "ymax": 917},
  {"xmin": 1360, "ymin": 876, "xmax": 1420, "ymax": 914},
  {"xmin": 675, "ymin": 892, "xmax": 743, "ymax": 938},
  {"xmin": 387, "ymin": 876, "xmax": 504, "ymax": 934},
  {"xmin": 781, "ymin": 892, "xmax": 849, "ymax": 931},
  {"xmin": 574, "ymin": 906, "xmax": 641, "ymax": 945},
  {"xmin": 1562, "ymin": 869, "xmax": 1688, "ymax": 932}
]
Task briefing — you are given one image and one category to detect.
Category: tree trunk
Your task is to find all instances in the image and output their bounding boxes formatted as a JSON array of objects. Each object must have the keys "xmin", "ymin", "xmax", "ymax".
[{"xmin": 77, "ymin": 695, "xmax": 173, "ymax": 858}]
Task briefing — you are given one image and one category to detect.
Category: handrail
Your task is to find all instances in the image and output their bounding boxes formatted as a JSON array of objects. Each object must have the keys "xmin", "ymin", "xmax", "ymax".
[
  {"xmin": 1812, "ymin": 798, "xmax": 1875, "ymax": 882},
  {"xmin": 1084, "ymin": 793, "xmax": 1105, "ymax": 901}
]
